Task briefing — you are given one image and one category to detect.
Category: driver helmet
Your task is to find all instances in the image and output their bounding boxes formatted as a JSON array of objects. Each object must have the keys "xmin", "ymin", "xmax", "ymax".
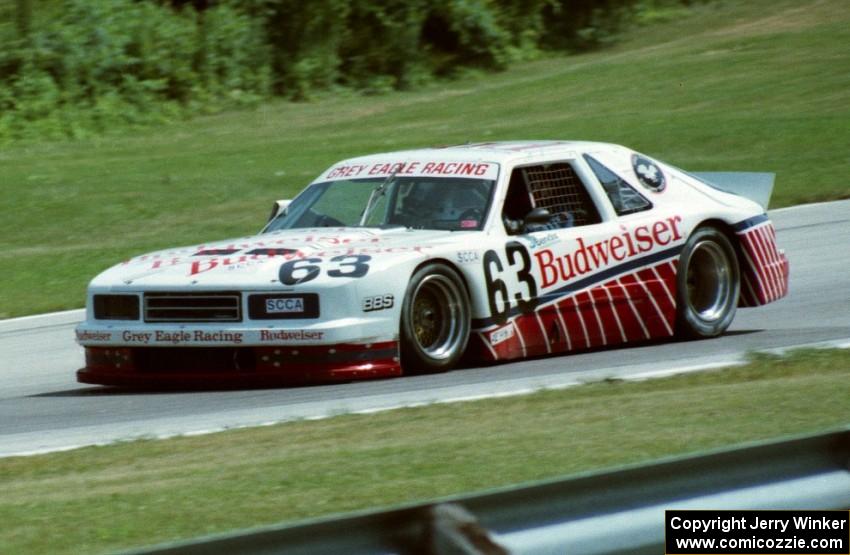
[{"xmin": 435, "ymin": 185, "xmax": 482, "ymax": 221}]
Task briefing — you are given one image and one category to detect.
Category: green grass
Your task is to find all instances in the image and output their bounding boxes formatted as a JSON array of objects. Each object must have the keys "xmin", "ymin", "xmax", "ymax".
[
  {"xmin": 2, "ymin": 0, "xmax": 850, "ymax": 318},
  {"xmin": 0, "ymin": 348, "xmax": 848, "ymax": 554}
]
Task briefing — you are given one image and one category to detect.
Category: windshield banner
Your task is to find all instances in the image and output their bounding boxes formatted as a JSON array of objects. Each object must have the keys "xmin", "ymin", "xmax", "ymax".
[{"xmin": 320, "ymin": 160, "xmax": 500, "ymax": 181}]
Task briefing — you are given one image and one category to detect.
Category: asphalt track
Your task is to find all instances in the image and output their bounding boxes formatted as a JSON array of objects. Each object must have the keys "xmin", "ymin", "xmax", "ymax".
[{"xmin": 1, "ymin": 201, "xmax": 848, "ymax": 458}]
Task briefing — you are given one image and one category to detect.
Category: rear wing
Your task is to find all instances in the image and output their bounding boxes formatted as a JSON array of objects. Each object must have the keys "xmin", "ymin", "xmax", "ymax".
[{"xmin": 691, "ymin": 172, "xmax": 776, "ymax": 210}]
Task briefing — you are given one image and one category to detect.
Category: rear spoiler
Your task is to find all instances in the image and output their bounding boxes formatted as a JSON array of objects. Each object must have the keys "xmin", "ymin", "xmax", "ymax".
[{"xmin": 691, "ymin": 172, "xmax": 775, "ymax": 210}]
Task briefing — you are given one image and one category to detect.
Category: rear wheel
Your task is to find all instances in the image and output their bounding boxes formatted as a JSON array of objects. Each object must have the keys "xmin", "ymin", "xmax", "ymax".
[
  {"xmin": 400, "ymin": 264, "xmax": 470, "ymax": 374},
  {"xmin": 676, "ymin": 227, "xmax": 740, "ymax": 338}
]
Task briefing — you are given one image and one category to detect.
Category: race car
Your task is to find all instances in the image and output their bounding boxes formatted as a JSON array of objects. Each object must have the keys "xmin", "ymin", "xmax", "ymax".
[{"xmin": 76, "ymin": 141, "xmax": 789, "ymax": 386}]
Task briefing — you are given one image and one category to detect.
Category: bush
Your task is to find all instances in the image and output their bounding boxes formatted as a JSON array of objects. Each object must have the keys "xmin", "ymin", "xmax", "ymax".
[
  {"xmin": 0, "ymin": 0, "xmax": 703, "ymax": 142},
  {"xmin": 541, "ymin": 0, "xmax": 634, "ymax": 50},
  {"xmin": 421, "ymin": 0, "xmax": 514, "ymax": 76},
  {"xmin": 0, "ymin": 0, "xmax": 270, "ymax": 141},
  {"xmin": 201, "ymin": 4, "xmax": 271, "ymax": 104}
]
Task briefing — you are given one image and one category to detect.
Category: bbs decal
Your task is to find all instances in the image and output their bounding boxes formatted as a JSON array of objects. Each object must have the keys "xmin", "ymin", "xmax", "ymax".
[
  {"xmin": 483, "ymin": 242, "xmax": 538, "ymax": 325},
  {"xmin": 362, "ymin": 294, "xmax": 394, "ymax": 312},
  {"xmin": 278, "ymin": 255, "xmax": 371, "ymax": 286}
]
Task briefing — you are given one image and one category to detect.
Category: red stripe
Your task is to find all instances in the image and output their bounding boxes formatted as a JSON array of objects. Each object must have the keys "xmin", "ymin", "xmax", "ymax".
[
  {"xmin": 734, "ymin": 244, "xmax": 758, "ymax": 307},
  {"xmin": 489, "ymin": 324, "xmax": 523, "ymax": 360},
  {"xmin": 753, "ymin": 228, "xmax": 779, "ymax": 300},
  {"xmin": 636, "ymin": 267, "xmax": 676, "ymax": 333},
  {"xmin": 781, "ymin": 255, "xmax": 790, "ymax": 296},
  {"xmin": 773, "ymin": 235, "xmax": 789, "ymax": 300},
  {"xmin": 753, "ymin": 227, "xmax": 778, "ymax": 301},
  {"xmin": 591, "ymin": 286, "xmax": 622, "ymax": 344},
  {"xmin": 474, "ymin": 332, "xmax": 499, "ymax": 361},
  {"xmin": 572, "ymin": 296, "xmax": 592, "ymax": 348},
  {"xmin": 749, "ymin": 227, "xmax": 778, "ymax": 301},
  {"xmin": 513, "ymin": 313, "xmax": 547, "ymax": 357},
  {"xmin": 740, "ymin": 271, "xmax": 758, "ymax": 307},
  {"xmin": 652, "ymin": 263, "xmax": 678, "ymax": 308},
  {"xmin": 535, "ymin": 313, "xmax": 553, "ymax": 354},
  {"xmin": 748, "ymin": 234, "xmax": 770, "ymax": 304},
  {"xmin": 511, "ymin": 320, "xmax": 528, "ymax": 358},
  {"xmin": 604, "ymin": 280, "xmax": 642, "ymax": 342},
  {"xmin": 766, "ymin": 223, "xmax": 778, "ymax": 243},
  {"xmin": 619, "ymin": 272, "xmax": 669, "ymax": 338},
  {"xmin": 604, "ymin": 284, "xmax": 629, "ymax": 343},
  {"xmin": 575, "ymin": 291, "xmax": 605, "ymax": 347},
  {"xmin": 762, "ymin": 226, "xmax": 783, "ymax": 300},
  {"xmin": 552, "ymin": 301, "xmax": 572, "ymax": 351},
  {"xmin": 558, "ymin": 295, "xmax": 590, "ymax": 349},
  {"xmin": 758, "ymin": 226, "xmax": 784, "ymax": 299},
  {"xmin": 536, "ymin": 305, "xmax": 567, "ymax": 353},
  {"xmin": 738, "ymin": 232, "xmax": 768, "ymax": 304},
  {"xmin": 772, "ymin": 226, "xmax": 789, "ymax": 298}
]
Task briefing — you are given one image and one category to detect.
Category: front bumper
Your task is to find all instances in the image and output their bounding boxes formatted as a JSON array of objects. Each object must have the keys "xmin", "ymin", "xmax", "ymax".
[
  {"xmin": 75, "ymin": 317, "xmax": 402, "ymax": 386},
  {"xmin": 77, "ymin": 341, "xmax": 401, "ymax": 387},
  {"xmin": 75, "ymin": 314, "xmax": 394, "ymax": 347}
]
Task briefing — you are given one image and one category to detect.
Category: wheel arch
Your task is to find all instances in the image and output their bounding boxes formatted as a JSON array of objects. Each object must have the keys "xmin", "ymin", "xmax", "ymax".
[
  {"xmin": 692, "ymin": 217, "xmax": 737, "ymax": 239},
  {"xmin": 675, "ymin": 220, "xmax": 742, "ymax": 338},
  {"xmin": 691, "ymin": 218, "xmax": 747, "ymax": 285},
  {"xmin": 399, "ymin": 257, "xmax": 473, "ymax": 374},
  {"xmin": 408, "ymin": 257, "xmax": 473, "ymax": 301}
]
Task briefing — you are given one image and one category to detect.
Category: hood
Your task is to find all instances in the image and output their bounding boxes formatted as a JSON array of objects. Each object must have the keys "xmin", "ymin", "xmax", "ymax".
[{"xmin": 90, "ymin": 227, "xmax": 457, "ymax": 289}]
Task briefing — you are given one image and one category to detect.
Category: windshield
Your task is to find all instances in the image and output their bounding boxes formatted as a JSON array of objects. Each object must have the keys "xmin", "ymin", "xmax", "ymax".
[{"xmin": 265, "ymin": 176, "xmax": 496, "ymax": 232}]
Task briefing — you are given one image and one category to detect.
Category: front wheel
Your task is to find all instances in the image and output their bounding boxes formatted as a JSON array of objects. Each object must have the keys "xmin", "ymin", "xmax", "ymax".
[
  {"xmin": 400, "ymin": 264, "xmax": 471, "ymax": 374},
  {"xmin": 676, "ymin": 226, "xmax": 740, "ymax": 338}
]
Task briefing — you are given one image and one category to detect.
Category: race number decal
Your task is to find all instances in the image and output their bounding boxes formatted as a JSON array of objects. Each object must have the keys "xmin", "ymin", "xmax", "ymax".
[
  {"xmin": 483, "ymin": 251, "xmax": 509, "ymax": 324},
  {"xmin": 506, "ymin": 241, "xmax": 538, "ymax": 313},
  {"xmin": 279, "ymin": 258, "xmax": 322, "ymax": 285},
  {"xmin": 278, "ymin": 255, "xmax": 372, "ymax": 285},
  {"xmin": 327, "ymin": 254, "xmax": 371, "ymax": 278},
  {"xmin": 483, "ymin": 242, "xmax": 538, "ymax": 325}
]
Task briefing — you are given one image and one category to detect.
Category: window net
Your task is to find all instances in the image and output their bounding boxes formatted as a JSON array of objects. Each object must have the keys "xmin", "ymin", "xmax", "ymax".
[{"xmin": 522, "ymin": 163, "xmax": 600, "ymax": 226}]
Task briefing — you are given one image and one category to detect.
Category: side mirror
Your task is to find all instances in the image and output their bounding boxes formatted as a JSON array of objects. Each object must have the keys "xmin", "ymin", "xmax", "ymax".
[
  {"xmin": 268, "ymin": 199, "xmax": 292, "ymax": 222},
  {"xmin": 523, "ymin": 207, "xmax": 552, "ymax": 226}
]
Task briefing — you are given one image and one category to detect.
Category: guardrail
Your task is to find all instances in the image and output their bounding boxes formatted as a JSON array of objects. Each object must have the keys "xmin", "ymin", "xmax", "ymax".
[{"xmin": 126, "ymin": 427, "xmax": 850, "ymax": 555}]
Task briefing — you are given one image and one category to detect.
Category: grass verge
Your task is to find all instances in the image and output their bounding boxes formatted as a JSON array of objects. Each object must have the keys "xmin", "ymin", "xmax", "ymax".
[
  {"xmin": 1, "ymin": 0, "xmax": 849, "ymax": 318},
  {"xmin": 0, "ymin": 348, "xmax": 848, "ymax": 554}
]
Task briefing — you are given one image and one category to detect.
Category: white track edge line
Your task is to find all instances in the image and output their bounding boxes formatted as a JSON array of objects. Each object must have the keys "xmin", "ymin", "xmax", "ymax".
[{"xmin": 0, "ymin": 308, "xmax": 84, "ymax": 324}]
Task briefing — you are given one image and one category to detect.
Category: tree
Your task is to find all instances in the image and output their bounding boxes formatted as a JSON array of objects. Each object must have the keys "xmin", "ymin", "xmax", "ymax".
[{"xmin": 16, "ymin": 0, "xmax": 32, "ymax": 41}]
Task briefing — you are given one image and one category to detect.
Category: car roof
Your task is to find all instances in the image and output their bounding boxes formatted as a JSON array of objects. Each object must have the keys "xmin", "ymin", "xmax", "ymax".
[{"xmin": 335, "ymin": 140, "xmax": 629, "ymax": 167}]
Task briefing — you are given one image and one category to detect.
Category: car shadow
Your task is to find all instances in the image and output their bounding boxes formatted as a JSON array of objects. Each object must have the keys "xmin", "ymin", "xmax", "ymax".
[
  {"xmin": 35, "ymin": 328, "xmax": 766, "ymax": 396},
  {"xmin": 28, "ymin": 380, "xmax": 349, "ymax": 397},
  {"xmin": 457, "ymin": 327, "xmax": 765, "ymax": 370}
]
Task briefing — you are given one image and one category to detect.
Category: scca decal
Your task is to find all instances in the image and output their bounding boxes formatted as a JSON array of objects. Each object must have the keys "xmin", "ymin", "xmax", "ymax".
[
  {"xmin": 456, "ymin": 251, "xmax": 480, "ymax": 264},
  {"xmin": 278, "ymin": 254, "xmax": 371, "ymax": 285}
]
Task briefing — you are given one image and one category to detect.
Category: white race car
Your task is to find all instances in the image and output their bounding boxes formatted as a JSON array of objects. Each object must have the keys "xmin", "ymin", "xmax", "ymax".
[{"xmin": 76, "ymin": 141, "xmax": 789, "ymax": 386}]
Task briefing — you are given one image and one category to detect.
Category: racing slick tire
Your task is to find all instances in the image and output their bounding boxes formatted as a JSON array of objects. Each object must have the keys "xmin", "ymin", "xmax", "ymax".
[
  {"xmin": 675, "ymin": 226, "xmax": 741, "ymax": 338},
  {"xmin": 400, "ymin": 264, "xmax": 471, "ymax": 374}
]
